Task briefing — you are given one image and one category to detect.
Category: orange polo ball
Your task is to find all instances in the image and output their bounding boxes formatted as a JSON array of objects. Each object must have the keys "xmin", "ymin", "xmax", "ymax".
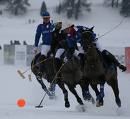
[{"xmin": 17, "ymin": 99, "xmax": 26, "ymax": 107}]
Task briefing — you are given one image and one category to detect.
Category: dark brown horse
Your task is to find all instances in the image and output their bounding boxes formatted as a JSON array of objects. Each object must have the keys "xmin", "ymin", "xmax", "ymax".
[
  {"xmin": 31, "ymin": 53, "xmax": 70, "ymax": 108},
  {"xmin": 60, "ymin": 56, "xmax": 95, "ymax": 110},
  {"xmin": 82, "ymin": 31, "xmax": 121, "ymax": 108}
]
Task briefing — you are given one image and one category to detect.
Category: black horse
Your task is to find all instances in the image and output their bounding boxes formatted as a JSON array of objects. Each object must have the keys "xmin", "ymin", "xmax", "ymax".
[
  {"xmin": 82, "ymin": 31, "xmax": 121, "ymax": 108},
  {"xmin": 31, "ymin": 53, "xmax": 70, "ymax": 108},
  {"xmin": 59, "ymin": 55, "xmax": 95, "ymax": 111}
]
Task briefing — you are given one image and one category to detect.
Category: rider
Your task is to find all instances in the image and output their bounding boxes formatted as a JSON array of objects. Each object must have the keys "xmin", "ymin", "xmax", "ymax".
[
  {"xmin": 81, "ymin": 27, "xmax": 127, "ymax": 102},
  {"xmin": 50, "ymin": 22, "xmax": 66, "ymax": 72},
  {"xmin": 52, "ymin": 23, "xmax": 91, "ymax": 72},
  {"xmin": 34, "ymin": 11, "xmax": 54, "ymax": 77},
  {"xmin": 76, "ymin": 26, "xmax": 127, "ymax": 72}
]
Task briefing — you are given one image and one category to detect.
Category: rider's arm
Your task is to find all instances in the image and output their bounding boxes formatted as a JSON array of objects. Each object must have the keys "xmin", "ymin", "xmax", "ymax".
[{"xmin": 35, "ymin": 24, "xmax": 42, "ymax": 47}]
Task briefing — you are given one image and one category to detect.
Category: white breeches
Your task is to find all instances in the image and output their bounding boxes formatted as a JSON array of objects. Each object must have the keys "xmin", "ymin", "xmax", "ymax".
[
  {"xmin": 55, "ymin": 48, "xmax": 81, "ymax": 59},
  {"xmin": 41, "ymin": 45, "xmax": 50, "ymax": 56},
  {"xmin": 55, "ymin": 48, "xmax": 65, "ymax": 59}
]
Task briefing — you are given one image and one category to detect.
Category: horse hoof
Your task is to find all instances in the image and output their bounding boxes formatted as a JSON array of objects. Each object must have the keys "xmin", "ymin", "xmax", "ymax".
[
  {"xmin": 83, "ymin": 91, "xmax": 92, "ymax": 101},
  {"xmin": 99, "ymin": 102, "xmax": 103, "ymax": 106},
  {"xmin": 65, "ymin": 102, "xmax": 70, "ymax": 108},
  {"xmin": 118, "ymin": 104, "xmax": 121, "ymax": 108},
  {"xmin": 49, "ymin": 94, "xmax": 55, "ymax": 100},
  {"xmin": 83, "ymin": 96, "xmax": 92, "ymax": 101},
  {"xmin": 96, "ymin": 101, "xmax": 100, "ymax": 107},
  {"xmin": 96, "ymin": 100, "xmax": 103, "ymax": 107},
  {"xmin": 116, "ymin": 98, "xmax": 121, "ymax": 107},
  {"xmin": 117, "ymin": 101, "xmax": 121, "ymax": 107}
]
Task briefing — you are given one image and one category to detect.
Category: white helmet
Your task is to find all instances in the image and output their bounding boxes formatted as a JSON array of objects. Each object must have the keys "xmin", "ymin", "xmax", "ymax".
[{"xmin": 62, "ymin": 22, "xmax": 74, "ymax": 30}]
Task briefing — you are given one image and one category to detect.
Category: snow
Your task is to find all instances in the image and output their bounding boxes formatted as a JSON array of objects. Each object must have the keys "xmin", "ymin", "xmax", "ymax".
[{"xmin": 0, "ymin": 0, "xmax": 130, "ymax": 119}]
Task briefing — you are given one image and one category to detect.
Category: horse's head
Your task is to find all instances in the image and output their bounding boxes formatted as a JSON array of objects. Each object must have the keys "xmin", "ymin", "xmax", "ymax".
[
  {"xmin": 82, "ymin": 30, "xmax": 96, "ymax": 53},
  {"xmin": 81, "ymin": 30, "xmax": 102, "ymax": 70}
]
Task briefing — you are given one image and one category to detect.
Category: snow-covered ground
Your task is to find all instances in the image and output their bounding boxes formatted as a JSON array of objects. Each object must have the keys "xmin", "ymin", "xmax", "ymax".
[{"xmin": 0, "ymin": 0, "xmax": 130, "ymax": 119}]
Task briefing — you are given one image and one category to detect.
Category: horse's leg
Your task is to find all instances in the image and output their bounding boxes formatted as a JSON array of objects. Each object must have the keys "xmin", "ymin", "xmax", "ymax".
[
  {"xmin": 109, "ymin": 77, "xmax": 121, "ymax": 107},
  {"xmin": 57, "ymin": 80, "xmax": 70, "ymax": 108},
  {"xmin": 67, "ymin": 84, "xmax": 84, "ymax": 105},
  {"xmin": 79, "ymin": 79, "xmax": 94, "ymax": 102},
  {"xmin": 36, "ymin": 77, "xmax": 52, "ymax": 96},
  {"xmin": 99, "ymin": 76, "xmax": 106, "ymax": 98},
  {"xmin": 90, "ymin": 84, "xmax": 100, "ymax": 96},
  {"xmin": 90, "ymin": 84, "xmax": 104, "ymax": 107},
  {"xmin": 49, "ymin": 83, "xmax": 56, "ymax": 99}
]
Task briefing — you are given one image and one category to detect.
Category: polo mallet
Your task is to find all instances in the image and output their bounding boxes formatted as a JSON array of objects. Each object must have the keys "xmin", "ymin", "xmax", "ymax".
[
  {"xmin": 17, "ymin": 68, "xmax": 30, "ymax": 79},
  {"xmin": 35, "ymin": 93, "xmax": 47, "ymax": 108}
]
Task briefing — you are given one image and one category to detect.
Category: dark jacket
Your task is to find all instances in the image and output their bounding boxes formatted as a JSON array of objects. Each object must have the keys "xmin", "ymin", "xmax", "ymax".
[{"xmin": 51, "ymin": 29, "xmax": 67, "ymax": 54}]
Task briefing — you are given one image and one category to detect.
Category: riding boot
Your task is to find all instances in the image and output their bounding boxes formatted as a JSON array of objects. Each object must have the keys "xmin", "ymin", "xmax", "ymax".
[
  {"xmin": 37, "ymin": 55, "xmax": 46, "ymax": 77},
  {"xmin": 54, "ymin": 58, "xmax": 62, "ymax": 78},
  {"xmin": 78, "ymin": 53, "xmax": 85, "ymax": 72},
  {"xmin": 102, "ymin": 50, "xmax": 127, "ymax": 72}
]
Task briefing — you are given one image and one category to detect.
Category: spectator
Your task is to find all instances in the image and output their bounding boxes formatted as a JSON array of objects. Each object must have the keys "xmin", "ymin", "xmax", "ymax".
[
  {"xmin": 23, "ymin": 40, "xmax": 28, "ymax": 45},
  {"xmin": 14, "ymin": 40, "xmax": 21, "ymax": 45},
  {"xmin": 10, "ymin": 40, "xmax": 14, "ymax": 45}
]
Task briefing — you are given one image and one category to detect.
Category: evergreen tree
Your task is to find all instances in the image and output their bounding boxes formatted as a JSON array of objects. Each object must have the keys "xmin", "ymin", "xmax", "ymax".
[
  {"xmin": 40, "ymin": 1, "xmax": 47, "ymax": 16},
  {"xmin": 56, "ymin": 2, "xmax": 62, "ymax": 14},
  {"xmin": 104, "ymin": 0, "xmax": 119, "ymax": 7},
  {"xmin": 0, "ymin": 0, "xmax": 8, "ymax": 4},
  {"xmin": 7, "ymin": 0, "xmax": 30, "ymax": 16},
  {"xmin": 66, "ymin": 0, "xmax": 74, "ymax": 19},
  {"xmin": 56, "ymin": 0, "xmax": 91, "ymax": 20},
  {"xmin": 120, "ymin": 0, "xmax": 130, "ymax": 16}
]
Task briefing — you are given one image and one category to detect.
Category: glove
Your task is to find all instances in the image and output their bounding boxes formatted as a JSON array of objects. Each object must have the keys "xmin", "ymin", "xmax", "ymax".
[{"xmin": 33, "ymin": 47, "xmax": 39, "ymax": 54}]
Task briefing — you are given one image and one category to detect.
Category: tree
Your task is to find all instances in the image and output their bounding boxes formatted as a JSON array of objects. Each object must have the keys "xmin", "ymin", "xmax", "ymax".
[
  {"xmin": 120, "ymin": 0, "xmax": 130, "ymax": 16},
  {"xmin": 40, "ymin": 1, "xmax": 47, "ymax": 16},
  {"xmin": 7, "ymin": 0, "xmax": 30, "ymax": 16},
  {"xmin": 0, "ymin": 0, "xmax": 8, "ymax": 4},
  {"xmin": 56, "ymin": 0, "xmax": 91, "ymax": 20},
  {"xmin": 104, "ymin": 0, "xmax": 119, "ymax": 7}
]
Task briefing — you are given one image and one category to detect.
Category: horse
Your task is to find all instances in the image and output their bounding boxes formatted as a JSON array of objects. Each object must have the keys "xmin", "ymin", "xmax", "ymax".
[
  {"xmin": 31, "ymin": 52, "xmax": 70, "ymax": 108},
  {"xmin": 81, "ymin": 30, "xmax": 121, "ymax": 108},
  {"xmin": 60, "ymin": 55, "xmax": 95, "ymax": 110}
]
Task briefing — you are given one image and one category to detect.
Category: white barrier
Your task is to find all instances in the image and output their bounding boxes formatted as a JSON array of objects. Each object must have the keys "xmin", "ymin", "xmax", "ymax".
[
  {"xmin": 15, "ymin": 45, "xmax": 27, "ymax": 66},
  {"xmin": 3, "ymin": 45, "xmax": 126, "ymax": 66}
]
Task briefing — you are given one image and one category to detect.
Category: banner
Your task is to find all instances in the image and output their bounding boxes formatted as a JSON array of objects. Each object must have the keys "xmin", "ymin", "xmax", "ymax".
[
  {"xmin": 125, "ymin": 47, "xmax": 130, "ymax": 73},
  {"xmin": 15, "ymin": 45, "xmax": 26, "ymax": 66},
  {"xmin": 4, "ymin": 45, "xmax": 15, "ymax": 65},
  {"xmin": 26, "ymin": 45, "xmax": 34, "ymax": 66}
]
